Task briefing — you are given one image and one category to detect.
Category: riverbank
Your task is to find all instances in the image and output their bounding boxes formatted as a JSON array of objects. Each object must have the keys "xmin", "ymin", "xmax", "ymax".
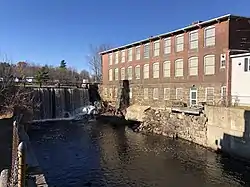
[{"xmin": 125, "ymin": 104, "xmax": 250, "ymax": 161}]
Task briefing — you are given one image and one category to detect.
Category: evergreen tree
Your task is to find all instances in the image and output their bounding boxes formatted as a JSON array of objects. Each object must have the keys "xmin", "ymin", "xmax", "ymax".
[
  {"xmin": 60, "ymin": 60, "xmax": 67, "ymax": 69},
  {"xmin": 35, "ymin": 66, "xmax": 49, "ymax": 87}
]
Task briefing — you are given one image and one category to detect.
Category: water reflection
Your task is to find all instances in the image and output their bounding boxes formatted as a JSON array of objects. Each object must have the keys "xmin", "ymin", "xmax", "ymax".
[{"xmin": 29, "ymin": 121, "xmax": 250, "ymax": 187}]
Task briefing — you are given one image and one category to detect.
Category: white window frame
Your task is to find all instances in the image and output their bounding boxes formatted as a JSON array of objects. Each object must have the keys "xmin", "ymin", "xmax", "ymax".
[
  {"xmin": 127, "ymin": 66, "xmax": 132, "ymax": 80},
  {"xmin": 204, "ymin": 26, "xmax": 215, "ymax": 47},
  {"xmin": 153, "ymin": 62, "xmax": 159, "ymax": 78},
  {"xmin": 120, "ymin": 67, "xmax": 125, "ymax": 80},
  {"xmin": 144, "ymin": 88, "xmax": 148, "ymax": 99},
  {"xmin": 128, "ymin": 48, "xmax": 132, "ymax": 62},
  {"xmin": 163, "ymin": 60, "xmax": 171, "ymax": 77},
  {"xmin": 114, "ymin": 52, "xmax": 119, "ymax": 64},
  {"xmin": 244, "ymin": 58, "xmax": 250, "ymax": 72},
  {"xmin": 121, "ymin": 50, "xmax": 125, "ymax": 63},
  {"xmin": 205, "ymin": 87, "xmax": 214, "ymax": 102},
  {"xmin": 108, "ymin": 53, "xmax": 113, "ymax": 65},
  {"xmin": 135, "ymin": 46, "xmax": 140, "ymax": 60},
  {"xmin": 204, "ymin": 55, "xmax": 215, "ymax": 75},
  {"xmin": 135, "ymin": 65, "xmax": 140, "ymax": 79},
  {"xmin": 143, "ymin": 64, "xmax": 149, "ymax": 79},
  {"xmin": 144, "ymin": 43, "xmax": 150, "ymax": 59},
  {"xmin": 164, "ymin": 38, "xmax": 171, "ymax": 54},
  {"xmin": 153, "ymin": 40, "xmax": 160, "ymax": 57},
  {"xmin": 153, "ymin": 88, "xmax": 159, "ymax": 100},
  {"xmin": 108, "ymin": 69, "xmax": 113, "ymax": 81},
  {"xmin": 175, "ymin": 59, "xmax": 183, "ymax": 77},
  {"xmin": 189, "ymin": 30, "xmax": 198, "ymax": 49},
  {"xmin": 188, "ymin": 57, "xmax": 198, "ymax": 76},
  {"xmin": 221, "ymin": 86, "xmax": 227, "ymax": 100},
  {"xmin": 164, "ymin": 88, "xmax": 170, "ymax": 100},
  {"xmin": 176, "ymin": 34, "xmax": 184, "ymax": 52},
  {"xmin": 114, "ymin": 68, "xmax": 119, "ymax": 80}
]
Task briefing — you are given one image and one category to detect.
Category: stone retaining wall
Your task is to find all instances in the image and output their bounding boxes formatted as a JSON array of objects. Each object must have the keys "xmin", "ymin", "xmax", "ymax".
[{"xmin": 132, "ymin": 107, "xmax": 208, "ymax": 147}]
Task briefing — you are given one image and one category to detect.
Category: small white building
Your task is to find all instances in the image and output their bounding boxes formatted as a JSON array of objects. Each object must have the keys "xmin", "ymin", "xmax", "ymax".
[{"xmin": 231, "ymin": 53, "xmax": 250, "ymax": 106}]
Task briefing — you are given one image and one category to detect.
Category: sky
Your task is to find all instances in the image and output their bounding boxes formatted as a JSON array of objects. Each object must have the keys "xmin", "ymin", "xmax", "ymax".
[{"xmin": 0, "ymin": 0, "xmax": 249, "ymax": 72}]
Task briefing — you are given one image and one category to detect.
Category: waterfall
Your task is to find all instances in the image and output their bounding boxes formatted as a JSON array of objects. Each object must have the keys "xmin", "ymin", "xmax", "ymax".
[{"xmin": 32, "ymin": 88, "xmax": 90, "ymax": 120}]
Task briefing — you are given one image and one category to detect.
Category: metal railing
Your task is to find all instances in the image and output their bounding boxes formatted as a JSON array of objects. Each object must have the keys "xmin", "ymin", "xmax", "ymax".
[{"xmin": 8, "ymin": 117, "xmax": 27, "ymax": 187}]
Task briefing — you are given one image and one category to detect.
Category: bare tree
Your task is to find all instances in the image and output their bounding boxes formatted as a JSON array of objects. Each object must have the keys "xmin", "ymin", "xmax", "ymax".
[
  {"xmin": 86, "ymin": 44, "xmax": 111, "ymax": 82},
  {"xmin": 0, "ymin": 56, "xmax": 34, "ymax": 119}
]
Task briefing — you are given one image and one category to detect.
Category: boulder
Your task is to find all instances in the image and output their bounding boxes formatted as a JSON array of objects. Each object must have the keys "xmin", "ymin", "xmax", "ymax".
[{"xmin": 125, "ymin": 105, "xmax": 151, "ymax": 122}]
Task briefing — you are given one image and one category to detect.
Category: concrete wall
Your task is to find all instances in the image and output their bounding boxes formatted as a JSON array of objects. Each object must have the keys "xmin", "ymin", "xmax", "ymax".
[{"xmin": 205, "ymin": 105, "xmax": 250, "ymax": 159}]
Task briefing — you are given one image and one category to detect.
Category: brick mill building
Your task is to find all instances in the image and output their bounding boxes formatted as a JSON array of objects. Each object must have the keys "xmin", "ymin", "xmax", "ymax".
[{"xmin": 100, "ymin": 14, "xmax": 250, "ymax": 108}]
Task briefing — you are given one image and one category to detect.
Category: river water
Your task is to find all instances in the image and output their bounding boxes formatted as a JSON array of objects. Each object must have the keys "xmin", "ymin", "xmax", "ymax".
[{"xmin": 29, "ymin": 120, "xmax": 250, "ymax": 187}]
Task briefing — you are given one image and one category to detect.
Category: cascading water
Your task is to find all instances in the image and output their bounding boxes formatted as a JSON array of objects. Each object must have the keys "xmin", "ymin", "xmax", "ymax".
[{"xmin": 32, "ymin": 88, "xmax": 90, "ymax": 120}]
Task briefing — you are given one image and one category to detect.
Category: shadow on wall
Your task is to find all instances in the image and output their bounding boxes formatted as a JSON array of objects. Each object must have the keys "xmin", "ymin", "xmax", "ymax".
[
  {"xmin": 0, "ymin": 118, "xmax": 13, "ymax": 171},
  {"xmin": 88, "ymin": 83, "xmax": 101, "ymax": 105},
  {"xmin": 218, "ymin": 110, "xmax": 250, "ymax": 160}
]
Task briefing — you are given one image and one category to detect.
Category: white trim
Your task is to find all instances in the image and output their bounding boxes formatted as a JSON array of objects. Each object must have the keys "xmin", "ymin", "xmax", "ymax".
[
  {"xmin": 230, "ymin": 53, "xmax": 250, "ymax": 58},
  {"xmin": 100, "ymin": 14, "xmax": 237, "ymax": 54}
]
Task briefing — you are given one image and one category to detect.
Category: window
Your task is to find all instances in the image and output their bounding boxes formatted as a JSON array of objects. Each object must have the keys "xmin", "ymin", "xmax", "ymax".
[
  {"xmin": 108, "ymin": 69, "xmax": 113, "ymax": 81},
  {"xmin": 176, "ymin": 88, "xmax": 183, "ymax": 100},
  {"xmin": 114, "ymin": 68, "xmax": 119, "ymax": 80},
  {"xmin": 144, "ymin": 88, "xmax": 148, "ymax": 99},
  {"xmin": 244, "ymin": 58, "xmax": 250, "ymax": 72},
  {"xmin": 204, "ymin": 26, "xmax": 215, "ymax": 47},
  {"xmin": 114, "ymin": 88, "xmax": 118, "ymax": 98},
  {"xmin": 135, "ymin": 65, "xmax": 140, "ymax": 79},
  {"xmin": 220, "ymin": 54, "xmax": 226, "ymax": 68},
  {"xmin": 204, "ymin": 55, "xmax": 215, "ymax": 75},
  {"xmin": 164, "ymin": 88, "xmax": 170, "ymax": 100},
  {"xmin": 129, "ymin": 88, "xmax": 132, "ymax": 99},
  {"xmin": 175, "ymin": 59, "xmax": 183, "ymax": 77},
  {"xmin": 153, "ymin": 62, "xmax": 159, "ymax": 78},
  {"xmin": 205, "ymin": 87, "xmax": 214, "ymax": 103},
  {"xmin": 176, "ymin": 34, "xmax": 184, "ymax": 52},
  {"xmin": 153, "ymin": 88, "xmax": 159, "ymax": 100},
  {"xmin": 189, "ymin": 30, "xmax": 198, "ymax": 49},
  {"xmin": 121, "ymin": 50, "xmax": 125, "ymax": 63},
  {"xmin": 189, "ymin": 57, "xmax": 198, "ymax": 76},
  {"xmin": 163, "ymin": 61, "xmax": 171, "ymax": 77},
  {"xmin": 135, "ymin": 46, "xmax": 140, "ymax": 60},
  {"xmin": 128, "ymin": 48, "xmax": 132, "ymax": 61},
  {"xmin": 143, "ymin": 64, "xmax": 149, "ymax": 79},
  {"xmin": 127, "ymin": 66, "xmax": 132, "ymax": 80},
  {"xmin": 153, "ymin": 40, "xmax": 160, "ymax": 56},
  {"xmin": 144, "ymin": 43, "xmax": 149, "ymax": 59},
  {"xmin": 221, "ymin": 86, "xmax": 226, "ymax": 100},
  {"xmin": 120, "ymin": 67, "xmax": 125, "ymax": 80},
  {"xmin": 164, "ymin": 38, "xmax": 171, "ymax": 54},
  {"xmin": 108, "ymin": 53, "xmax": 113, "ymax": 65},
  {"xmin": 115, "ymin": 52, "xmax": 119, "ymax": 64},
  {"xmin": 109, "ymin": 88, "xmax": 113, "ymax": 98}
]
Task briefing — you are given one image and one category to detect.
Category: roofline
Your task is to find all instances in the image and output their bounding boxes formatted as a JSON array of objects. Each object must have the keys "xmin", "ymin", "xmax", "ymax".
[
  {"xmin": 230, "ymin": 52, "xmax": 250, "ymax": 58},
  {"xmin": 100, "ymin": 14, "xmax": 250, "ymax": 55}
]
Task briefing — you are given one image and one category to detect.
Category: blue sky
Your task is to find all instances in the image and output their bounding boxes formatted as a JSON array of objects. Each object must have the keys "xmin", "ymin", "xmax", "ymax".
[{"xmin": 0, "ymin": 0, "xmax": 249, "ymax": 72}]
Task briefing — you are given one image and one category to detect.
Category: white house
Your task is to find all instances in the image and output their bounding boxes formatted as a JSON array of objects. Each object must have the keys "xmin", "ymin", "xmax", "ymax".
[{"xmin": 231, "ymin": 53, "xmax": 250, "ymax": 106}]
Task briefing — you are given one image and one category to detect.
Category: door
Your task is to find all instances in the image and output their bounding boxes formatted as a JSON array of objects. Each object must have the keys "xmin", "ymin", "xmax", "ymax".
[{"xmin": 190, "ymin": 87, "xmax": 197, "ymax": 106}]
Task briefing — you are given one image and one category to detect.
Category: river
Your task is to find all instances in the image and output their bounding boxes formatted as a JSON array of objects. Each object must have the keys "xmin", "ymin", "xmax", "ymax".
[{"xmin": 28, "ymin": 120, "xmax": 250, "ymax": 187}]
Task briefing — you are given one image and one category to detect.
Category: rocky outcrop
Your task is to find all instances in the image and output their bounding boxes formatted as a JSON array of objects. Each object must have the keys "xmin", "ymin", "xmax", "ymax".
[{"xmin": 134, "ymin": 107, "xmax": 208, "ymax": 146}]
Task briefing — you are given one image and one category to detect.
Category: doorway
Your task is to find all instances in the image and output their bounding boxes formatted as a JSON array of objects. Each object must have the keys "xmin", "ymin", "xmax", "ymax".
[{"xmin": 190, "ymin": 87, "xmax": 197, "ymax": 106}]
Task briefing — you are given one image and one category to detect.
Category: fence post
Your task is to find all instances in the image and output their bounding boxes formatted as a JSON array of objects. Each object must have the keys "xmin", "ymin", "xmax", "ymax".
[{"xmin": 17, "ymin": 142, "xmax": 26, "ymax": 187}]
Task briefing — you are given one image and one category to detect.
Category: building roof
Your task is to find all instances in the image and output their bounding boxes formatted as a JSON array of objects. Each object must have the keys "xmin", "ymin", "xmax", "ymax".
[
  {"xmin": 100, "ymin": 14, "xmax": 249, "ymax": 55},
  {"xmin": 231, "ymin": 52, "xmax": 250, "ymax": 58}
]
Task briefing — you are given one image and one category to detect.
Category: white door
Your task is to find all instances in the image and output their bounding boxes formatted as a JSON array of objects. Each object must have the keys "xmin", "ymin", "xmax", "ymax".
[{"xmin": 190, "ymin": 87, "xmax": 197, "ymax": 106}]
